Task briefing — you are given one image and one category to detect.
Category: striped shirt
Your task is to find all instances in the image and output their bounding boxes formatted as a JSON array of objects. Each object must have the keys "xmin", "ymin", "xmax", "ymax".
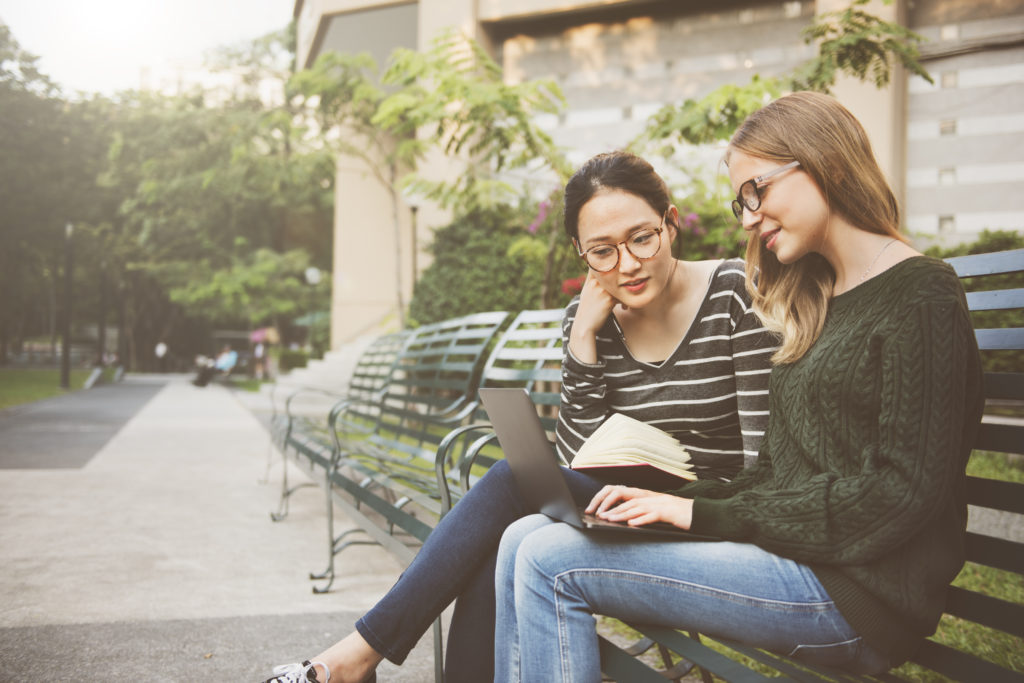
[{"xmin": 556, "ymin": 258, "xmax": 776, "ymax": 482}]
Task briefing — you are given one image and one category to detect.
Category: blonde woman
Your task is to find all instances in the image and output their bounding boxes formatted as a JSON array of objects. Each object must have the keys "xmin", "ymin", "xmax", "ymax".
[{"xmin": 495, "ymin": 92, "xmax": 984, "ymax": 680}]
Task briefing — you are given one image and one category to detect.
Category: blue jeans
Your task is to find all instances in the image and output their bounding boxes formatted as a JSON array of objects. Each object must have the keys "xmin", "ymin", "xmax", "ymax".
[
  {"xmin": 354, "ymin": 461, "xmax": 604, "ymax": 682},
  {"xmin": 495, "ymin": 514, "xmax": 890, "ymax": 683}
]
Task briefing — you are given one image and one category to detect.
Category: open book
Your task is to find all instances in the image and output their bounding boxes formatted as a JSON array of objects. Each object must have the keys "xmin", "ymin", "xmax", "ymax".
[{"xmin": 570, "ymin": 413, "xmax": 697, "ymax": 489}]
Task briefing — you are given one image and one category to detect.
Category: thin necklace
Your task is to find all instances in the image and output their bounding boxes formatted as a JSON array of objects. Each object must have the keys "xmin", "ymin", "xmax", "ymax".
[{"xmin": 860, "ymin": 238, "xmax": 898, "ymax": 283}]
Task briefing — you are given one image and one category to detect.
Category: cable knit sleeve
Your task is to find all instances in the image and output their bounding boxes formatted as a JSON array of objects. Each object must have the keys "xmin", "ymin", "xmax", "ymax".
[
  {"xmin": 555, "ymin": 299, "xmax": 611, "ymax": 463},
  {"xmin": 691, "ymin": 279, "xmax": 983, "ymax": 566}
]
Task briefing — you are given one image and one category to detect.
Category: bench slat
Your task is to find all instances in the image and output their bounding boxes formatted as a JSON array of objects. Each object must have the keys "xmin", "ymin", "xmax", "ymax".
[
  {"xmin": 719, "ymin": 639, "xmax": 881, "ymax": 682},
  {"xmin": 984, "ymin": 372, "xmax": 1024, "ymax": 400},
  {"xmin": 945, "ymin": 586, "xmax": 1024, "ymax": 637},
  {"xmin": 975, "ymin": 421, "xmax": 1024, "ymax": 454},
  {"xmin": 910, "ymin": 639, "xmax": 1024, "ymax": 683},
  {"xmin": 328, "ymin": 466, "xmax": 435, "ymax": 542},
  {"xmin": 965, "ymin": 475, "xmax": 1024, "ymax": 514},
  {"xmin": 964, "ymin": 531, "xmax": 1024, "ymax": 574},
  {"xmin": 946, "ymin": 249, "xmax": 1024, "ymax": 278},
  {"xmin": 975, "ymin": 327, "xmax": 1024, "ymax": 350},
  {"xmin": 966, "ymin": 287, "xmax": 1024, "ymax": 311},
  {"xmin": 632, "ymin": 626, "xmax": 778, "ymax": 682}
]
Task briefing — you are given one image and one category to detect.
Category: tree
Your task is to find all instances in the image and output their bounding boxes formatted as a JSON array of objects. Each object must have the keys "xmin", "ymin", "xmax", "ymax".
[
  {"xmin": 0, "ymin": 24, "xmax": 111, "ymax": 363},
  {"xmin": 95, "ymin": 27, "xmax": 335, "ymax": 364}
]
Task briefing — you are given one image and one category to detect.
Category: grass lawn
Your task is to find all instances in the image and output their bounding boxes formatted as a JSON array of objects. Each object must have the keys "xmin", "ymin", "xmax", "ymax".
[
  {"xmin": 227, "ymin": 377, "xmax": 268, "ymax": 392},
  {"xmin": 0, "ymin": 368, "xmax": 92, "ymax": 410}
]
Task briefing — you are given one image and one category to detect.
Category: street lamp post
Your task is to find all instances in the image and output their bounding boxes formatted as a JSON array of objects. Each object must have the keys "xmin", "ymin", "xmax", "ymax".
[
  {"xmin": 304, "ymin": 266, "xmax": 322, "ymax": 355},
  {"xmin": 60, "ymin": 223, "xmax": 74, "ymax": 389}
]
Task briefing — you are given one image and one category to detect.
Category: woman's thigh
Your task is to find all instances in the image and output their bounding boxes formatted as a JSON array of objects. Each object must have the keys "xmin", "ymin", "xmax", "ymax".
[{"xmin": 514, "ymin": 523, "xmax": 884, "ymax": 670}]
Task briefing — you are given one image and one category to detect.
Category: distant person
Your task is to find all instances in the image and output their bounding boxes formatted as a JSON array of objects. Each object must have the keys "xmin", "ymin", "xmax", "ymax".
[
  {"xmin": 253, "ymin": 341, "xmax": 266, "ymax": 380},
  {"xmin": 192, "ymin": 345, "xmax": 237, "ymax": 387},
  {"xmin": 154, "ymin": 341, "xmax": 168, "ymax": 372}
]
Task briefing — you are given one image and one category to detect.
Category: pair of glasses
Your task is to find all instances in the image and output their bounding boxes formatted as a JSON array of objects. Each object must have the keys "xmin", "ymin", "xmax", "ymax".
[
  {"xmin": 730, "ymin": 160, "xmax": 800, "ymax": 220},
  {"xmin": 577, "ymin": 214, "xmax": 666, "ymax": 273}
]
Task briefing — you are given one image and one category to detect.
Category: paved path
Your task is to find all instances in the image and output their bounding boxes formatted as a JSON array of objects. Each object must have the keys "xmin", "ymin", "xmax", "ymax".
[{"xmin": 0, "ymin": 375, "xmax": 436, "ymax": 681}]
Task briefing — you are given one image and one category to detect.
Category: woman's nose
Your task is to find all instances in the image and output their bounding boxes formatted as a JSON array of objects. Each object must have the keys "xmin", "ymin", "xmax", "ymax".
[
  {"xmin": 741, "ymin": 206, "xmax": 761, "ymax": 232},
  {"xmin": 617, "ymin": 244, "xmax": 642, "ymax": 272}
]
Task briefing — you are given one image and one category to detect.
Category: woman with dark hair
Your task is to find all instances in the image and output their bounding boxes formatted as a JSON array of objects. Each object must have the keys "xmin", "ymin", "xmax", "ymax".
[
  {"xmin": 496, "ymin": 92, "xmax": 984, "ymax": 681},
  {"xmin": 264, "ymin": 151, "xmax": 775, "ymax": 683}
]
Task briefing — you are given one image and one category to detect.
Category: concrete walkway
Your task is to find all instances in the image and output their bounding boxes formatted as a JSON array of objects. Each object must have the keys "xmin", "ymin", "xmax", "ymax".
[{"xmin": 0, "ymin": 375, "xmax": 436, "ymax": 681}]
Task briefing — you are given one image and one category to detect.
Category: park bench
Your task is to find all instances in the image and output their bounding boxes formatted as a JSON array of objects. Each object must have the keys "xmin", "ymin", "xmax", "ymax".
[
  {"xmin": 270, "ymin": 312, "xmax": 508, "ymax": 588},
  {"xmin": 268, "ymin": 330, "xmax": 409, "ymax": 521},
  {"xmin": 269, "ymin": 308, "xmax": 563, "ymax": 682},
  {"xmin": 585, "ymin": 248, "xmax": 1024, "ymax": 683}
]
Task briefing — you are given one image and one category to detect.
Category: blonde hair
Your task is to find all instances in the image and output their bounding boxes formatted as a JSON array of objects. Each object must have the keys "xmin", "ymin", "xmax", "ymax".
[{"xmin": 727, "ymin": 92, "xmax": 905, "ymax": 364}]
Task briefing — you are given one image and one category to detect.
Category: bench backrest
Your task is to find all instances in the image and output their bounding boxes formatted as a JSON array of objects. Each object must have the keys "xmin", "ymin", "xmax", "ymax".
[
  {"xmin": 476, "ymin": 308, "xmax": 565, "ymax": 427},
  {"xmin": 339, "ymin": 331, "xmax": 411, "ymax": 416},
  {"xmin": 908, "ymin": 249, "xmax": 1024, "ymax": 682},
  {"xmin": 367, "ymin": 311, "xmax": 510, "ymax": 461}
]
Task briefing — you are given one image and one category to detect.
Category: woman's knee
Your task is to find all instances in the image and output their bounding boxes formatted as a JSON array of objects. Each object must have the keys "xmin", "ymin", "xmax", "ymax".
[
  {"xmin": 510, "ymin": 522, "xmax": 593, "ymax": 580},
  {"xmin": 498, "ymin": 514, "xmax": 553, "ymax": 563}
]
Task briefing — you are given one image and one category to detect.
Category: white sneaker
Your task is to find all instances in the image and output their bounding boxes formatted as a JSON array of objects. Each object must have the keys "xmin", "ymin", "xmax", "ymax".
[{"xmin": 264, "ymin": 660, "xmax": 330, "ymax": 683}]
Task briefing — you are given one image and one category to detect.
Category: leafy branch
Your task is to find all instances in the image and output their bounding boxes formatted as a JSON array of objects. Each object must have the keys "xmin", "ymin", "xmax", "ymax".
[{"xmin": 634, "ymin": 0, "xmax": 932, "ymax": 149}]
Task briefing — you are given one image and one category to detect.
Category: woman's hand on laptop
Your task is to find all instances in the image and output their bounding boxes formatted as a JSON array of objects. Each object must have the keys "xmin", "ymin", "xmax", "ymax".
[{"xmin": 586, "ymin": 485, "xmax": 693, "ymax": 530}]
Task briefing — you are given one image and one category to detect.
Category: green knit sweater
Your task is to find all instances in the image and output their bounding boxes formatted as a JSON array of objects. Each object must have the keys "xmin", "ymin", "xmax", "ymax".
[{"xmin": 679, "ymin": 256, "xmax": 983, "ymax": 665}]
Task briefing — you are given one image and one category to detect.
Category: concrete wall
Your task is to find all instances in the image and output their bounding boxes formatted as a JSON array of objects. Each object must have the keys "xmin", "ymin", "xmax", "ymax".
[
  {"xmin": 494, "ymin": 0, "xmax": 815, "ymax": 173},
  {"xmin": 905, "ymin": 0, "xmax": 1024, "ymax": 246}
]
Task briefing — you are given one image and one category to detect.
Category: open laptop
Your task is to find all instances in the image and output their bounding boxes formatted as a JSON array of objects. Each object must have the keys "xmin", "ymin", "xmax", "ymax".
[{"xmin": 479, "ymin": 387, "xmax": 720, "ymax": 541}]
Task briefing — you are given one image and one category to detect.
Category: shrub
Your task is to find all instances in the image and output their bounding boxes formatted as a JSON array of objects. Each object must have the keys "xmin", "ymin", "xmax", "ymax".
[
  {"xmin": 409, "ymin": 207, "xmax": 552, "ymax": 324},
  {"xmin": 278, "ymin": 348, "xmax": 308, "ymax": 372}
]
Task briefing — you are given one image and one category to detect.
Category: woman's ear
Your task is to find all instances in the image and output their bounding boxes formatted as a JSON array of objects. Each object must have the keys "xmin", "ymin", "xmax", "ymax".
[{"xmin": 666, "ymin": 205, "xmax": 680, "ymax": 242}]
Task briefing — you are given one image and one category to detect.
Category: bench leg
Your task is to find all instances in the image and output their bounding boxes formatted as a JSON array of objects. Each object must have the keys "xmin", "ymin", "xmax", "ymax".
[
  {"xmin": 309, "ymin": 529, "xmax": 379, "ymax": 594},
  {"xmin": 270, "ymin": 429, "xmax": 296, "ymax": 521},
  {"xmin": 433, "ymin": 617, "xmax": 444, "ymax": 683}
]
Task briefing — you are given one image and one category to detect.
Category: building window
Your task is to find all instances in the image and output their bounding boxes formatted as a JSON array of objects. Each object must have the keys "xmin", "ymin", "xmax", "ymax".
[
  {"xmin": 784, "ymin": 2, "xmax": 802, "ymax": 19},
  {"xmin": 939, "ymin": 215, "xmax": 956, "ymax": 234},
  {"xmin": 940, "ymin": 24, "xmax": 959, "ymax": 41},
  {"xmin": 941, "ymin": 71, "xmax": 958, "ymax": 89},
  {"xmin": 939, "ymin": 119, "xmax": 957, "ymax": 136}
]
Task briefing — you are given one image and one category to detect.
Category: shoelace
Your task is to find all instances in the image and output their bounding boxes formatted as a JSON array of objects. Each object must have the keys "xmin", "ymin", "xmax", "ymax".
[{"xmin": 269, "ymin": 661, "xmax": 331, "ymax": 683}]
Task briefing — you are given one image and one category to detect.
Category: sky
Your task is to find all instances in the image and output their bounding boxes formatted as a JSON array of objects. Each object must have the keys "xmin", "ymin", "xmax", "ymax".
[{"xmin": 0, "ymin": 0, "xmax": 293, "ymax": 96}]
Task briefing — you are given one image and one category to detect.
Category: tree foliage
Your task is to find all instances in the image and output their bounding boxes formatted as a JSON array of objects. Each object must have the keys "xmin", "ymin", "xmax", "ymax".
[
  {"xmin": 0, "ymin": 24, "xmax": 109, "ymax": 362},
  {"xmin": 409, "ymin": 207, "xmax": 556, "ymax": 324},
  {"xmin": 0, "ymin": 22, "xmax": 335, "ymax": 368},
  {"xmin": 635, "ymin": 0, "xmax": 932, "ymax": 150},
  {"xmin": 379, "ymin": 30, "xmax": 572, "ymax": 210}
]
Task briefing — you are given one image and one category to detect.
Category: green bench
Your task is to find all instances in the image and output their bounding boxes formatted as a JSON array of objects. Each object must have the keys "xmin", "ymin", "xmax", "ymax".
[
  {"xmin": 271, "ymin": 312, "xmax": 508, "ymax": 590},
  {"xmin": 269, "ymin": 330, "xmax": 409, "ymax": 523},
  {"xmin": 272, "ymin": 308, "xmax": 564, "ymax": 682}
]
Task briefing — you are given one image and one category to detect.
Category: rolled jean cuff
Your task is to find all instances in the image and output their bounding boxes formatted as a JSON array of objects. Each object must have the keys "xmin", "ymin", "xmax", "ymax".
[{"xmin": 355, "ymin": 617, "xmax": 409, "ymax": 665}]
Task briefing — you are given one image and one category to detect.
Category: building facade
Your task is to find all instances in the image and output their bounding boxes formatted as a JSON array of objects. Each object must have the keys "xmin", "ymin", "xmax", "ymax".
[{"xmin": 292, "ymin": 0, "xmax": 1024, "ymax": 347}]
